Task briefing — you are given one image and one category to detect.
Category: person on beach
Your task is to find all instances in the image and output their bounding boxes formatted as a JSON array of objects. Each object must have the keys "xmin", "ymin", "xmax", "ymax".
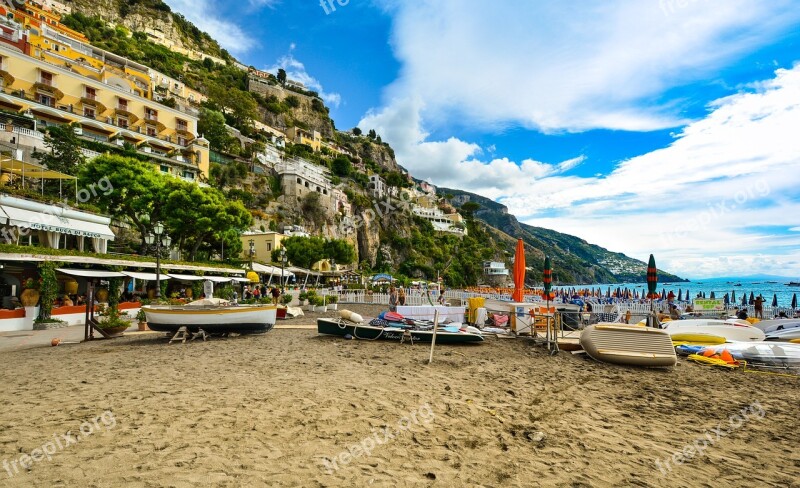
[
  {"xmin": 389, "ymin": 286, "xmax": 398, "ymax": 312},
  {"xmin": 669, "ymin": 303, "xmax": 680, "ymax": 320},
  {"xmin": 271, "ymin": 286, "xmax": 281, "ymax": 305},
  {"xmin": 754, "ymin": 295, "xmax": 764, "ymax": 319},
  {"xmin": 398, "ymin": 288, "xmax": 406, "ymax": 306},
  {"xmin": 737, "ymin": 308, "xmax": 748, "ymax": 320},
  {"xmin": 438, "ymin": 288, "xmax": 446, "ymax": 306}
]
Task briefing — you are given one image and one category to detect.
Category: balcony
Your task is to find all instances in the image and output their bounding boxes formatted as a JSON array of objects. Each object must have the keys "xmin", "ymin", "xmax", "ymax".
[{"xmin": 144, "ymin": 112, "xmax": 158, "ymax": 122}]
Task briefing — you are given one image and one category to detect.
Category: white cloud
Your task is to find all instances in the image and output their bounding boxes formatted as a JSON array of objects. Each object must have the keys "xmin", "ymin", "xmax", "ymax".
[
  {"xmin": 376, "ymin": 0, "xmax": 800, "ymax": 133},
  {"xmin": 363, "ymin": 64, "xmax": 800, "ymax": 278},
  {"xmin": 266, "ymin": 49, "xmax": 342, "ymax": 107},
  {"xmin": 163, "ymin": 0, "xmax": 256, "ymax": 54},
  {"xmin": 248, "ymin": 0, "xmax": 280, "ymax": 8}
]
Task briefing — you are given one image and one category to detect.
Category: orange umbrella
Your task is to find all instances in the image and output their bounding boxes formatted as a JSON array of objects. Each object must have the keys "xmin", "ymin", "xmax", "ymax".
[{"xmin": 511, "ymin": 238, "xmax": 525, "ymax": 302}]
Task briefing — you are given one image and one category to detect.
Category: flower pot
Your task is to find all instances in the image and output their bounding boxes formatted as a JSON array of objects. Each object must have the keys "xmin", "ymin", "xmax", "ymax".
[
  {"xmin": 20, "ymin": 288, "xmax": 40, "ymax": 307},
  {"xmin": 101, "ymin": 325, "xmax": 128, "ymax": 336},
  {"xmin": 314, "ymin": 305, "xmax": 326, "ymax": 313},
  {"xmin": 138, "ymin": 322, "xmax": 148, "ymax": 331},
  {"xmin": 328, "ymin": 304, "xmax": 338, "ymax": 311},
  {"xmin": 64, "ymin": 279, "xmax": 78, "ymax": 295},
  {"xmin": 96, "ymin": 288, "xmax": 109, "ymax": 303}
]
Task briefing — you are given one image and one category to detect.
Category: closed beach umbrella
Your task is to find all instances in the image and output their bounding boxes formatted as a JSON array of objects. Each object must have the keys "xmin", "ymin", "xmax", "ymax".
[
  {"xmin": 685, "ymin": 289, "xmax": 690, "ymax": 302},
  {"xmin": 742, "ymin": 294, "xmax": 747, "ymax": 306},
  {"xmin": 646, "ymin": 254, "xmax": 659, "ymax": 299},
  {"xmin": 749, "ymin": 292, "xmax": 755, "ymax": 305},
  {"xmin": 731, "ymin": 290, "xmax": 736, "ymax": 302},
  {"xmin": 792, "ymin": 293, "xmax": 797, "ymax": 309},
  {"xmin": 724, "ymin": 293, "xmax": 729, "ymax": 305},
  {"xmin": 542, "ymin": 256, "xmax": 554, "ymax": 302},
  {"xmin": 710, "ymin": 291, "xmax": 715, "ymax": 299},
  {"xmin": 677, "ymin": 289, "xmax": 683, "ymax": 301},
  {"xmin": 772, "ymin": 294, "xmax": 778, "ymax": 308},
  {"xmin": 511, "ymin": 238, "xmax": 525, "ymax": 302}
]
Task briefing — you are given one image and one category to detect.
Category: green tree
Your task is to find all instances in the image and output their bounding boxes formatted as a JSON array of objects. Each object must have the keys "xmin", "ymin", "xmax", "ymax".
[
  {"xmin": 206, "ymin": 82, "xmax": 258, "ymax": 129},
  {"xmin": 33, "ymin": 124, "xmax": 85, "ymax": 175},
  {"xmin": 331, "ymin": 156, "xmax": 352, "ymax": 177},
  {"xmin": 301, "ymin": 192, "xmax": 327, "ymax": 227},
  {"xmin": 385, "ymin": 171, "xmax": 408, "ymax": 189},
  {"xmin": 352, "ymin": 127, "xmax": 362, "ymax": 136},
  {"xmin": 198, "ymin": 108, "xmax": 237, "ymax": 154},
  {"xmin": 285, "ymin": 95, "xmax": 300, "ymax": 108},
  {"xmin": 78, "ymin": 154, "xmax": 166, "ymax": 245},
  {"xmin": 311, "ymin": 98, "xmax": 326, "ymax": 113},
  {"xmin": 277, "ymin": 68, "xmax": 287, "ymax": 86},
  {"xmin": 273, "ymin": 236, "xmax": 325, "ymax": 269},
  {"xmin": 367, "ymin": 129, "xmax": 377, "ymax": 140},
  {"xmin": 460, "ymin": 201, "xmax": 481, "ymax": 218},
  {"xmin": 324, "ymin": 238, "xmax": 356, "ymax": 265}
]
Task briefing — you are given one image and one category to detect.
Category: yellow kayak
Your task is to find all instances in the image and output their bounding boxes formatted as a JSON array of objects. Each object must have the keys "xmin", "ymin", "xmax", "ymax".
[
  {"xmin": 671, "ymin": 333, "xmax": 726, "ymax": 346},
  {"xmin": 791, "ymin": 338, "xmax": 800, "ymax": 344}
]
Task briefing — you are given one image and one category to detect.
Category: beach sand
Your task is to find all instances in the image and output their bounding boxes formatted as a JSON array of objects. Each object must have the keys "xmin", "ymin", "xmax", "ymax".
[{"xmin": 0, "ymin": 305, "xmax": 798, "ymax": 487}]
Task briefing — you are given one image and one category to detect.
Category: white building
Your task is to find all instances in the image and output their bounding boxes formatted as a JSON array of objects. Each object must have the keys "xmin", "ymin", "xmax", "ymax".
[
  {"xmin": 412, "ymin": 205, "xmax": 467, "ymax": 236},
  {"xmin": 483, "ymin": 261, "xmax": 509, "ymax": 277},
  {"xmin": 368, "ymin": 174, "xmax": 387, "ymax": 199}
]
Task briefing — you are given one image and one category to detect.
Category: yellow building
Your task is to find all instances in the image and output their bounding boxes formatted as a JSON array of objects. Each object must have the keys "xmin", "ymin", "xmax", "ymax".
[
  {"xmin": 0, "ymin": 45, "xmax": 210, "ymax": 180},
  {"xmin": 240, "ymin": 232, "xmax": 285, "ymax": 261},
  {"xmin": 285, "ymin": 127, "xmax": 322, "ymax": 152}
]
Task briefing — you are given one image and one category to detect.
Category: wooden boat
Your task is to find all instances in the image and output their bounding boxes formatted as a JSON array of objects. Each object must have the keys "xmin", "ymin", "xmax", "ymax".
[
  {"xmin": 662, "ymin": 319, "xmax": 765, "ymax": 342},
  {"xmin": 580, "ymin": 323, "xmax": 677, "ymax": 367},
  {"xmin": 143, "ymin": 300, "xmax": 277, "ymax": 334},
  {"xmin": 317, "ymin": 318, "xmax": 484, "ymax": 343}
]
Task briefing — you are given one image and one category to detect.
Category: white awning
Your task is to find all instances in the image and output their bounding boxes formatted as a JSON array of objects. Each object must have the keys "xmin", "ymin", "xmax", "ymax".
[
  {"xmin": 56, "ymin": 268, "xmax": 126, "ymax": 278},
  {"xmin": 121, "ymin": 271, "xmax": 171, "ymax": 281},
  {"xmin": 251, "ymin": 262, "xmax": 295, "ymax": 277},
  {"xmin": 167, "ymin": 273, "xmax": 207, "ymax": 282},
  {"xmin": 205, "ymin": 276, "xmax": 239, "ymax": 283},
  {"xmin": 232, "ymin": 277, "xmax": 251, "ymax": 283},
  {"xmin": 287, "ymin": 265, "xmax": 319, "ymax": 276},
  {"xmin": 0, "ymin": 205, "xmax": 115, "ymax": 240}
]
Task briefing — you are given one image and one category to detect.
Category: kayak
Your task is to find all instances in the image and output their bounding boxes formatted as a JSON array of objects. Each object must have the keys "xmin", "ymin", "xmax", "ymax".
[
  {"xmin": 677, "ymin": 342, "xmax": 800, "ymax": 368},
  {"xmin": 662, "ymin": 320, "xmax": 765, "ymax": 342}
]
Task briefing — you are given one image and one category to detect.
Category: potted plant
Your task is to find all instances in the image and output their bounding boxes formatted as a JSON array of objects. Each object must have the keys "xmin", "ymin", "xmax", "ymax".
[
  {"xmin": 136, "ymin": 308, "xmax": 148, "ymax": 331},
  {"xmin": 20, "ymin": 277, "xmax": 40, "ymax": 307},
  {"xmin": 96, "ymin": 304, "xmax": 129, "ymax": 336},
  {"xmin": 326, "ymin": 294, "xmax": 338, "ymax": 311},
  {"xmin": 298, "ymin": 291, "xmax": 307, "ymax": 306},
  {"xmin": 281, "ymin": 294, "xmax": 293, "ymax": 306},
  {"xmin": 313, "ymin": 296, "xmax": 327, "ymax": 313}
]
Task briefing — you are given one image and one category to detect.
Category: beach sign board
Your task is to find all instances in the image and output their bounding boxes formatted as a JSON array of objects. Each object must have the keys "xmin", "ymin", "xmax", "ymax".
[{"xmin": 693, "ymin": 298, "xmax": 724, "ymax": 311}]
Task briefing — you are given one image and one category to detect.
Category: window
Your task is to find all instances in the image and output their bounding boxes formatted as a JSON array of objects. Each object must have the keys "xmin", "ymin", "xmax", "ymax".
[
  {"xmin": 145, "ymin": 108, "xmax": 158, "ymax": 121},
  {"xmin": 183, "ymin": 171, "xmax": 194, "ymax": 180},
  {"xmin": 146, "ymin": 125, "xmax": 156, "ymax": 137},
  {"xmin": 85, "ymin": 86, "xmax": 96, "ymax": 100},
  {"xmin": 118, "ymin": 98, "xmax": 128, "ymax": 110},
  {"xmin": 296, "ymin": 178, "xmax": 301, "ymax": 184},
  {"xmin": 39, "ymin": 71, "xmax": 53, "ymax": 86},
  {"xmin": 159, "ymin": 165, "xmax": 169, "ymax": 173},
  {"xmin": 117, "ymin": 117, "xmax": 128, "ymax": 129},
  {"xmin": 177, "ymin": 136, "xmax": 187, "ymax": 146},
  {"xmin": 176, "ymin": 118, "xmax": 188, "ymax": 132},
  {"xmin": 38, "ymin": 94, "xmax": 53, "ymax": 107},
  {"xmin": 83, "ymin": 107, "xmax": 95, "ymax": 118},
  {"xmin": 267, "ymin": 243, "xmax": 272, "ymax": 252},
  {"xmin": 304, "ymin": 182, "xmax": 309, "ymax": 188}
]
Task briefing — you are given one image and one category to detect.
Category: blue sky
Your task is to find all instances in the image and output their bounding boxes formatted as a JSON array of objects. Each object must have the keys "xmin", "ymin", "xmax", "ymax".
[{"xmin": 163, "ymin": 0, "xmax": 800, "ymax": 279}]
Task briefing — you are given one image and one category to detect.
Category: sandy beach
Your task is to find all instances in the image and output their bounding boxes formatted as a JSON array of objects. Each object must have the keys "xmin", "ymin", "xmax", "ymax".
[{"xmin": 0, "ymin": 304, "xmax": 798, "ymax": 487}]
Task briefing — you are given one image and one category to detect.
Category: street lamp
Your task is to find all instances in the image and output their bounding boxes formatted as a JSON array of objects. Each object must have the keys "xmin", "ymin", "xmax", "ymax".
[
  {"xmin": 248, "ymin": 239, "xmax": 255, "ymax": 270},
  {"xmin": 279, "ymin": 247, "xmax": 287, "ymax": 293},
  {"xmin": 144, "ymin": 221, "xmax": 171, "ymax": 299},
  {"xmin": 330, "ymin": 258, "xmax": 336, "ymax": 288}
]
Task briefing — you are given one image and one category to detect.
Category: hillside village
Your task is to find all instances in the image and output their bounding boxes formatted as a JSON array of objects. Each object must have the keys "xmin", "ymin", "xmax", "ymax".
[
  {"xmin": 0, "ymin": 0, "xmax": 480, "ymax": 284},
  {"xmin": 0, "ymin": 0, "xmax": 682, "ymax": 288}
]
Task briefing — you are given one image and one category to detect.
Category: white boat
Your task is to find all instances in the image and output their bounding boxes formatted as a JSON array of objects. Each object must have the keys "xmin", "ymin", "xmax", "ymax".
[
  {"xmin": 662, "ymin": 319, "xmax": 765, "ymax": 342},
  {"xmin": 580, "ymin": 323, "xmax": 677, "ymax": 368},
  {"xmin": 765, "ymin": 327, "xmax": 800, "ymax": 341},
  {"xmin": 143, "ymin": 299, "xmax": 277, "ymax": 334},
  {"xmin": 753, "ymin": 319, "xmax": 800, "ymax": 334}
]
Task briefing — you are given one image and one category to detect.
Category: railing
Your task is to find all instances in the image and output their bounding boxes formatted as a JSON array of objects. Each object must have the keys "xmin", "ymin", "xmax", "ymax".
[
  {"xmin": 37, "ymin": 77, "xmax": 56, "ymax": 87},
  {"xmin": 0, "ymin": 124, "xmax": 44, "ymax": 140},
  {"xmin": 144, "ymin": 113, "xmax": 158, "ymax": 122},
  {"xmin": 80, "ymin": 148, "xmax": 102, "ymax": 160}
]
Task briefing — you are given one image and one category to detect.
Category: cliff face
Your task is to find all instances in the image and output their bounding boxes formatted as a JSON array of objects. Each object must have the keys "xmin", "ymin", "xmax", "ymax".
[
  {"xmin": 254, "ymin": 84, "xmax": 335, "ymax": 139},
  {"xmin": 63, "ymin": 0, "xmax": 226, "ymax": 58}
]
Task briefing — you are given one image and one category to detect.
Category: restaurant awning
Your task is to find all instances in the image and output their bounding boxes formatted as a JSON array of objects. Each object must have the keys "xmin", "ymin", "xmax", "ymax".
[
  {"xmin": 0, "ymin": 204, "xmax": 115, "ymax": 239},
  {"xmin": 286, "ymin": 265, "xmax": 319, "ymax": 276},
  {"xmin": 251, "ymin": 262, "xmax": 295, "ymax": 277},
  {"xmin": 205, "ymin": 276, "xmax": 240, "ymax": 283},
  {"xmin": 167, "ymin": 273, "xmax": 207, "ymax": 281},
  {"xmin": 0, "ymin": 157, "xmax": 77, "ymax": 180},
  {"xmin": 56, "ymin": 268, "xmax": 126, "ymax": 278},
  {"xmin": 121, "ymin": 271, "xmax": 171, "ymax": 281}
]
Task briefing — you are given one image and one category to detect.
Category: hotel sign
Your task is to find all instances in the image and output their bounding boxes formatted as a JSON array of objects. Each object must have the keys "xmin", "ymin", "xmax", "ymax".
[{"xmin": 693, "ymin": 299, "xmax": 724, "ymax": 311}]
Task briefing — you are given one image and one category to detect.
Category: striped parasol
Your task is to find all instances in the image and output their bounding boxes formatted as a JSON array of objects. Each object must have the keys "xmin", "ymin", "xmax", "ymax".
[
  {"xmin": 511, "ymin": 238, "xmax": 525, "ymax": 302},
  {"xmin": 646, "ymin": 254, "xmax": 659, "ymax": 299},
  {"xmin": 542, "ymin": 256, "xmax": 554, "ymax": 300}
]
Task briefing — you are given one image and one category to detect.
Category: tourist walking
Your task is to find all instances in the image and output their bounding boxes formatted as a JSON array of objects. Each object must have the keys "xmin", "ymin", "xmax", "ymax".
[
  {"xmin": 398, "ymin": 287, "xmax": 406, "ymax": 306},
  {"xmin": 271, "ymin": 286, "xmax": 281, "ymax": 305},
  {"xmin": 389, "ymin": 286, "xmax": 398, "ymax": 312}
]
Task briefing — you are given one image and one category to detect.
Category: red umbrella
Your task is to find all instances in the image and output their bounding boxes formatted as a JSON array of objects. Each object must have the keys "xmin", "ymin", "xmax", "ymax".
[
  {"xmin": 511, "ymin": 238, "xmax": 525, "ymax": 302},
  {"xmin": 646, "ymin": 254, "xmax": 659, "ymax": 299}
]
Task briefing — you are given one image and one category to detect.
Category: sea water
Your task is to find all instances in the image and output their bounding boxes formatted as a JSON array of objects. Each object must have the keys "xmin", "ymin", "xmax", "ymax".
[{"xmin": 556, "ymin": 278, "xmax": 799, "ymax": 308}]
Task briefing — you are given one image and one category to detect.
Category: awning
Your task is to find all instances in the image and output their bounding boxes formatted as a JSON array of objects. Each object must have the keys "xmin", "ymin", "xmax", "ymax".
[
  {"xmin": 0, "ymin": 156, "xmax": 77, "ymax": 180},
  {"xmin": 121, "ymin": 271, "xmax": 171, "ymax": 281},
  {"xmin": 232, "ymin": 277, "xmax": 251, "ymax": 283},
  {"xmin": 251, "ymin": 262, "xmax": 295, "ymax": 277},
  {"xmin": 205, "ymin": 276, "xmax": 239, "ymax": 283},
  {"xmin": 0, "ymin": 205, "xmax": 114, "ymax": 239},
  {"xmin": 56, "ymin": 268, "xmax": 126, "ymax": 278},
  {"xmin": 287, "ymin": 265, "xmax": 319, "ymax": 276},
  {"xmin": 167, "ymin": 273, "xmax": 207, "ymax": 282}
]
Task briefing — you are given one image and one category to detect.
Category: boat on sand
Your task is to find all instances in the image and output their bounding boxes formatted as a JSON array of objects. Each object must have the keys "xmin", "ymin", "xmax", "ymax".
[
  {"xmin": 317, "ymin": 310, "xmax": 484, "ymax": 344},
  {"xmin": 580, "ymin": 323, "xmax": 677, "ymax": 368},
  {"xmin": 143, "ymin": 298, "xmax": 277, "ymax": 334},
  {"xmin": 661, "ymin": 319, "xmax": 765, "ymax": 342}
]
